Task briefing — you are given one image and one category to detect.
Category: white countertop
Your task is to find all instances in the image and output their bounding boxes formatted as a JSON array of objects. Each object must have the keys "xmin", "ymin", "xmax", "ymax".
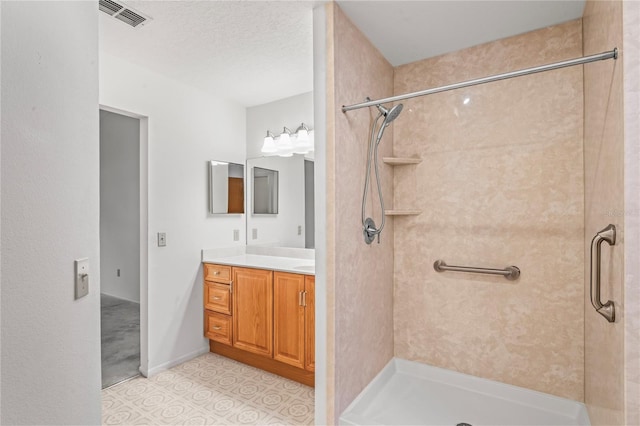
[{"xmin": 202, "ymin": 254, "xmax": 315, "ymax": 275}]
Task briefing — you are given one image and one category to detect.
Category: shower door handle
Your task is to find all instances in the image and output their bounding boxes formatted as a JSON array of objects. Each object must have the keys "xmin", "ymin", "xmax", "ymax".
[{"xmin": 590, "ymin": 224, "xmax": 616, "ymax": 323}]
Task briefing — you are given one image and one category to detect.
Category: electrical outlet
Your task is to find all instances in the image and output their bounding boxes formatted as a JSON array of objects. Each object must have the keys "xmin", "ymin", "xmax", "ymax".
[
  {"xmin": 117, "ymin": 269, "xmax": 121, "ymax": 277},
  {"xmin": 298, "ymin": 225, "xmax": 302, "ymax": 235},
  {"xmin": 158, "ymin": 232, "xmax": 166, "ymax": 247},
  {"xmin": 252, "ymin": 228, "xmax": 258, "ymax": 240},
  {"xmin": 75, "ymin": 258, "xmax": 89, "ymax": 300},
  {"xmin": 233, "ymin": 229, "xmax": 239, "ymax": 241}
]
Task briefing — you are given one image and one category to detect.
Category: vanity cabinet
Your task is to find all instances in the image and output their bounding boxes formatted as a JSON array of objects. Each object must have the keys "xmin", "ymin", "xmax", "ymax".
[{"xmin": 203, "ymin": 262, "xmax": 315, "ymax": 386}]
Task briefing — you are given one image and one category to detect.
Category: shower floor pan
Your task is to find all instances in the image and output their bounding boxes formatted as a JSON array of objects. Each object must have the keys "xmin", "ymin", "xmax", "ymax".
[{"xmin": 339, "ymin": 358, "xmax": 590, "ymax": 426}]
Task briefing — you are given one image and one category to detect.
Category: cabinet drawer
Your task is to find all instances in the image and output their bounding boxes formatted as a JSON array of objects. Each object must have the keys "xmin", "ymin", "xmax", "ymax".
[
  {"xmin": 205, "ymin": 311, "xmax": 232, "ymax": 345},
  {"xmin": 204, "ymin": 282, "xmax": 231, "ymax": 315},
  {"xmin": 204, "ymin": 264, "xmax": 231, "ymax": 283}
]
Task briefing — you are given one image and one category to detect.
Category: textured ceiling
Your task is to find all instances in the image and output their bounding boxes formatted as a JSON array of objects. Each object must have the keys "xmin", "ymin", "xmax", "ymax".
[
  {"xmin": 100, "ymin": 1, "xmax": 586, "ymax": 107},
  {"xmin": 99, "ymin": 1, "xmax": 315, "ymax": 107},
  {"xmin": 337, "ymin": 0, "xmax": 586, "ymax": 66}
]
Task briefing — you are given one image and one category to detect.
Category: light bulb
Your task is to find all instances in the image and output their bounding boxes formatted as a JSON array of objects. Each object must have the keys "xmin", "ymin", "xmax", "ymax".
[
  {"xmin": 296, "ymin": 128, "xmax": 309, "ymax": 142},
  {"xmin": 294, "ymin": 123, "xmax": 312, "ymax": 150},
  {"xmin": 278, "ymin": 127, "xmax": 293, "ymax": 150},
  {"xmin": 261, "ymin": 131, "xmax": 277, "ymax": 153}
]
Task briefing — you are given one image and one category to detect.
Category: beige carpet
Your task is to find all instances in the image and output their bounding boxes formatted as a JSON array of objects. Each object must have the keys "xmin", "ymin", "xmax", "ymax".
[{"xmin": 102, "ymin": 352, "xmax": 314, "ymax": 425}]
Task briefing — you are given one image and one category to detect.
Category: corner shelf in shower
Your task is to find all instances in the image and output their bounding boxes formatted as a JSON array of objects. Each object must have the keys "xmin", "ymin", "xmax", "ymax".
[
  {"xmin": 382, "ymin": 157, "xmax": 422, "ymax": 165},
  {"xmin": 385, "ymin": 210, "xmax": 422, "ymax": 216},
  {"xmin": 383, "ymin": 157, "xmax": 422, "ymax": 216}
]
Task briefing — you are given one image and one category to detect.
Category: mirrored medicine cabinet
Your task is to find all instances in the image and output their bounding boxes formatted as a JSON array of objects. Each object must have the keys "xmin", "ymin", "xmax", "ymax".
[{"xmin": 208, "ymin": 160, "xmax": 245, "ymax": 214}]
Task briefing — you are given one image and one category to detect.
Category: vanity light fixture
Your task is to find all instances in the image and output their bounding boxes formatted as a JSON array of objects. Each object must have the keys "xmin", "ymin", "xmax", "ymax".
[{"xmin": 261, "ymin": 124, "xmax": 314, "ymax": 157}]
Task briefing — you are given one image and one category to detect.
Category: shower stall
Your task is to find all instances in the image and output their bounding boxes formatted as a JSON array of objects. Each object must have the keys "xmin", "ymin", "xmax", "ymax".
[{"xmin": 317, "ymin": 1, "xmax": 640, "ymax": 425}]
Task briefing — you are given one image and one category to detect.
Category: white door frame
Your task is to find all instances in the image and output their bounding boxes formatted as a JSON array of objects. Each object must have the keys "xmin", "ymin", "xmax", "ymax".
[{"xmin": 99, "ymin": 104, "xmax": 150, "ymax": 377}]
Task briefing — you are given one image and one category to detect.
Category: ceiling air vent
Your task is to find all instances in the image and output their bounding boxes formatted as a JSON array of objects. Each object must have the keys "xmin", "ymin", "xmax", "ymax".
[
  {"xmin": 99, "ymin": 0, "xmax": 123, "ymax": 16},
  {"xmin": 99, "ymin": 0, "xmax": 151, "ymax": 28}
]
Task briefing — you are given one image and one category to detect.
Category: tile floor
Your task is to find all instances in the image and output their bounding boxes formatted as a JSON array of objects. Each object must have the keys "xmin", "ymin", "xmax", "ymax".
[{"xmin": 102, "ymin": 352, "xmax": 315, "ymax": 425}]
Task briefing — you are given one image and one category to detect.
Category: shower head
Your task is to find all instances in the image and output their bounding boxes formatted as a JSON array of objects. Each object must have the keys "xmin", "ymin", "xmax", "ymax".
[{"xmin": 376, "ymin": 103, "xmax": 404, "ymax": 126}]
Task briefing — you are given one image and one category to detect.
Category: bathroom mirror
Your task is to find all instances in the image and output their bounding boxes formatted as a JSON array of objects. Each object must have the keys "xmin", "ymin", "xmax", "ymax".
[
  {"xmin": 208, "ymin": 160, "xmax": 244, "ymax": 214},
  {"xmin": 246, "ymin": 156, "xmax": 314, "ymax": 248},
  {"xmin": 253, "ymin": 167, "xmax": 279, "ymax": 214}
]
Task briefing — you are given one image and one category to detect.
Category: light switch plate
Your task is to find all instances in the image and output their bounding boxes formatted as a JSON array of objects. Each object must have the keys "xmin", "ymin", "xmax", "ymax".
[
  {"xmin": 252, "ymin": 228, "xmax": 258, "ymax": 240},
  {"xmin": 158, "ymin": 232, "xmax": 166, "ymax": 247},
  {"xmin": 233, "ymin": 229, "xmax": 239, "ymax": 241},
  {"xmin": 75, "ymin": 258, "xmax": 89, "ymax": 300}
]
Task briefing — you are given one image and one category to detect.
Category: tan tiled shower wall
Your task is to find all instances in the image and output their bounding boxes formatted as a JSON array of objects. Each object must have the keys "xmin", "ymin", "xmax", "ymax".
[
  {"xmin": 583, "ymin": 1, "xmax": 625, "ymax": 424},
  {"xmin": 330, "ymin": 4, "xmax": 396, "ymax": 422},
  {"xmin": 392, "ymin": 20, "xmax": 585, "ymax": 401}
]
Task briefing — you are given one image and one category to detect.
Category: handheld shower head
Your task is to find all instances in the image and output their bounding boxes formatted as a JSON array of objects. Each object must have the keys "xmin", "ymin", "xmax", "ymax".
[
  {"xmin": 362, "ymin": 102, "xmax": 403, "ymax": 244},
  {"xmin": 375, "ymin": 103, "xmax": 403, "ymax": 125}
]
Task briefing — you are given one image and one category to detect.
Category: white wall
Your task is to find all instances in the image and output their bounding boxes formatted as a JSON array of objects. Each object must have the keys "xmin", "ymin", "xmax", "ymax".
[
  {"xmin": 100, "ymin": 110, "xmax": 140, "ymax": 302},
  {"xmin": 246, "ymin": 92, "xmax": 313, "ymax": 247},
  {"xmin": 100, "ymin": 53, "xmax": 246, "ymax": 374},
  {"xmin": 1, "ymin": 2, "xmax": 102, "ymax": 424}
]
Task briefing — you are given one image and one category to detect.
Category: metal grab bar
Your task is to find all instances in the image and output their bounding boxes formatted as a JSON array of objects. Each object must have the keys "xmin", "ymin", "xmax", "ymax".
[
  {"xmin": 590, "ymin": 224, "xmax": 616, "ymax": 322},
  {"xmin": 433, "ymin": 259, "xmax": 520, "ymax": 280}
]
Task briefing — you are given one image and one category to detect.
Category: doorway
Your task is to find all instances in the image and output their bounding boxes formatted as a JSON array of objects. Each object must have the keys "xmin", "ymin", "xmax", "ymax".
[{"xmin": 99, "ymin": 107, "xmax": 148, "ymax": 388}]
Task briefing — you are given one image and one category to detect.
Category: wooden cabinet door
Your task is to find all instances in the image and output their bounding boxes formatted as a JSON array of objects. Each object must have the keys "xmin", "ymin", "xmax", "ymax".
[
  {"xmin": 232, "ymin": 267, "xmax": 273, "ymax": 356},
  {"xmin": 274, "ymin": 272, "xmax": 306, "ymax": 368},
  {"xmin": 304, "ymin": 275, "xmax": 315, "ymax": 372}
]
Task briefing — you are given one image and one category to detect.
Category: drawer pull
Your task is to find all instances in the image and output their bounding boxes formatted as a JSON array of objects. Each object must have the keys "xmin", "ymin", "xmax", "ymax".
[
  {"xmin": 212, "ymin": 326, "xmax": 222, "ymax": 330},
  {"xmin": 213, "ymin": 296, "xmax": 222, "ymax": 300},
  {"xmin": 213, "ymin": 271, "xmax": 220, "ymax": 275}
]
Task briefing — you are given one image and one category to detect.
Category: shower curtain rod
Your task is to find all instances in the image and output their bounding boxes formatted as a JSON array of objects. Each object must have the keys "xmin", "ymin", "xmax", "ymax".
[{"xmin": 341, "ymin": 48, "xmax": 618, "ymax": 112}]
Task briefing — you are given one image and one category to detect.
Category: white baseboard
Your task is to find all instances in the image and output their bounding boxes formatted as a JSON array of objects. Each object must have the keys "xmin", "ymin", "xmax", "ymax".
[{"xmin": 146, "ymin": 345, "xmax": 210, "ymax": 377}]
